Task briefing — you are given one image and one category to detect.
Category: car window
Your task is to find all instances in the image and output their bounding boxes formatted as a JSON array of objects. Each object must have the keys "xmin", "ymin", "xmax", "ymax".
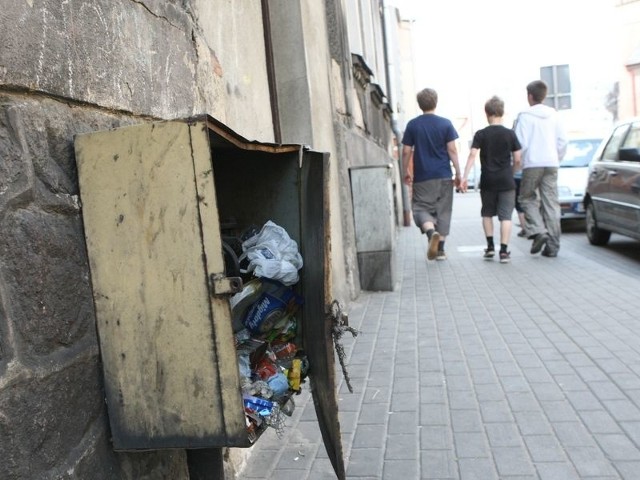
[
  {"xmin": 560, "ymin": 139, "xmax": 602, "ymax": 167},
  {"xmin": 621, "ymin": 123, "xmax": 640, "ymax": 150},
  {"xmin": 602, "ymin": 124, "xmax": 629, "ymax": 161}
]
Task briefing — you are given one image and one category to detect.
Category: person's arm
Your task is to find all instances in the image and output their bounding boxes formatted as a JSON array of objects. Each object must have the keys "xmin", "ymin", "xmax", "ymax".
[
  {"xmin": 512, "ymin": 149, "xmax": 522, "ymax": 174},
  {"xmin": 402, "ymin": 144, "xmax": 413, "ymax": 185},
  {"xmin": 461, "ymin": 148, "xmax": 478, "ymax": 193},
  {"xmin": 447, "ymin": 140, "xmax": 461, "ymax": 189}
]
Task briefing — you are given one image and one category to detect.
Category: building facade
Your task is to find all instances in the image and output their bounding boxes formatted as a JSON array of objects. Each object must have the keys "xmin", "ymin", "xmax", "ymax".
[{"xmin": 0, "ymin": 0, "xmax": 406, "ymax": 478}]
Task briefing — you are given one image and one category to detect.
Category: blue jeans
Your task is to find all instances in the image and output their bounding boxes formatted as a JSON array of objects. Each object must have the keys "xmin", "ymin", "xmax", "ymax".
[{"xmin": 519, "ymin": 167, "xmax": 561, "ymax": 252}]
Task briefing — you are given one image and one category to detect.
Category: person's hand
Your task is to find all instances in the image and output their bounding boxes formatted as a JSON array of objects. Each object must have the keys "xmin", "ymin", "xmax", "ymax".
[
  {"xmin": 403, "ymin": 173, "xmax": 412, "ymax": 185},
  {"xmin": 460, "ymin": 179, "xmax": 468, "ymax": 193}
]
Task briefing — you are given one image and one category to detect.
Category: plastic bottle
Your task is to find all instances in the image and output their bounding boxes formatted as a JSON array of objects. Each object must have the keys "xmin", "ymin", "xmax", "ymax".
[{"xmin": 288, "ymin": 358, "xmax": 302, "ymax": 391}]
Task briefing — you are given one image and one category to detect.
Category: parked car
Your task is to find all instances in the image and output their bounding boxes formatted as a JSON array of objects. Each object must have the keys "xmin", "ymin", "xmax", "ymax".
[
  {"xmin": 584, "ymin": 118, "xmax": 640, "ymax": 245},
  {"xmin": 557, "ymin": 137, "xmax": 603, "ymax": 220}
]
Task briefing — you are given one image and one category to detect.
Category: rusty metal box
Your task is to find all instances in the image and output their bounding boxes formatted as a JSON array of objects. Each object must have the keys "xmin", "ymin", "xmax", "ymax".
[{"xmin": 74, "ymin": 116, "xmax": 344, "ymax": 478}]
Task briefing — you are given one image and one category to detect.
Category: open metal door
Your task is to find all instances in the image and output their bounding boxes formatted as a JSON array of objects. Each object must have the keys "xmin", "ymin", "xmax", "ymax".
[
  {"xmin": 300, "ymin": 150, "xmax": 346, "ymax": 479},
  {"xmin": 75, "ymin": 121, "xmax": 247, "ymax": 449}
]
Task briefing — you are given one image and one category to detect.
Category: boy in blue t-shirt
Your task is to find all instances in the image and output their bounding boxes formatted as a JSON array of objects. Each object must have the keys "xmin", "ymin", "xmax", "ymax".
[{"xmin": 402, "ymin": 88, "xmax": 462, "ymax": 261}]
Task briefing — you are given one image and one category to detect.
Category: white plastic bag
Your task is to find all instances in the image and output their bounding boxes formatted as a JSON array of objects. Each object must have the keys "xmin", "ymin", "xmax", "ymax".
[{"xmin": 239, "ymin": 221, "xmax": 303, "ymax": 285}]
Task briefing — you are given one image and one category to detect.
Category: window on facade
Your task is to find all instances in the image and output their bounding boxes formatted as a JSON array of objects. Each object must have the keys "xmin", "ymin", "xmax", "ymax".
[{"xmin": 540, "ymin": 64, "xmax": 572, "ymax": 110}]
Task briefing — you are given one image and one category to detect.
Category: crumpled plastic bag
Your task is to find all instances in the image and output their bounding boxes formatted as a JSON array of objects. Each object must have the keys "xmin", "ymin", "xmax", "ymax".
[{"xmin": 239, "ymin": 221, "xmax": 303, "ymax": 286}]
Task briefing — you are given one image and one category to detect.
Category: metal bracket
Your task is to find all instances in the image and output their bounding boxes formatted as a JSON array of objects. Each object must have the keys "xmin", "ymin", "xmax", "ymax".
[{"xmin": 210, "ymin": 274, "xmax": 243, "ymax": 295}]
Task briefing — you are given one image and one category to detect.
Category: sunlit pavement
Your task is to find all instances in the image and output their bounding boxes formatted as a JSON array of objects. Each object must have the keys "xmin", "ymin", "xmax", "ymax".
[{"xmin": 237, "ymin": 191, "xmax": 640, "ymax": 480}]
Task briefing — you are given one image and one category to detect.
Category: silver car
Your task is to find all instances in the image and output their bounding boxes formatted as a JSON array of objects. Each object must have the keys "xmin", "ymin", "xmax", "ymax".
[
  {"xmin": 558, "ymin": 138, "xmax": 602, "ymax": 220},
  {"xmin": 584, "ymin": 118, "xmax": 640, "ymax": 245}
]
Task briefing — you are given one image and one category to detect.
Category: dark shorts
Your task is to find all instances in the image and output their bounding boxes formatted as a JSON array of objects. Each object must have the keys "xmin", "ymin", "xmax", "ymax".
[
  {"xmin": 412, "ymin": 178, "xmax": 454, "ymax": 235},
  {"xmin": 480, "ymin": 189, "xmax": 516, "ymax": 221}
]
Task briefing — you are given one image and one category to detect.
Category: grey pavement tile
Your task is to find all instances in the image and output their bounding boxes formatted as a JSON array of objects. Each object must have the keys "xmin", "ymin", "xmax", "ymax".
[
  {"xmin": 445, "ymin": 375, "xmax": 473, "ymax": 392},
  {"xmin": 492, "ymin": 445, "xmax": 536, "ymax": 476},
  {"xmin": 596, "ymin": 433, "xmax": 640, "ymax": 461},
  {"xmin": 553, "ymin": 422, "xmax": 599, "ymax": 447},
  {"xmin": 475, "ymin": 383, "xmax": 507, "ymax": 402},
  {"xmin": 523, "ymin": 434, "xmax": 567, "ymax": 462},
  {"xmin": 602, "ymin": 399, "xmax": 640, "ymax": 422},
  {"xmin": 362, "ymin": 386, "xmax": 391, "ymax": 405},
  {"xmin": 338, "ymin": 410, "xmax": 358, "ymax": 434},
  {"xmin": 534, "ymin": 462, "xmax": 581, "ymax": 480},
  {"xmin": 501, "ymin": 375, "xmax": 532, "ymax": 394},
  {"xmin": 345, "ymin": 447, "xmax": 384, "ymax": 477},
  {"xmin": 352, "ymin": 424, "xmax": 386, "ymax": 448},
  {"xmin": 385, "ymin": 433, "xmax": 419, "ymax": 460},
  {"xmin": 337, "ymin": 392, "xmax": 364, "ymax": 412},
  {"xmin": 419, "ymin": 449, "xmax": 458, "ymax": 479},
  {"xmin": 564, "ymin": 389, "xmax": 604, "ymax": 411},
  {"xmin": 449, "ymin": 393, "xmax": 479, "ymax": 411},
  {"xmin": 480, "ymin": 400, "xmax": 514, "ymax": 423},
  {"xmin": 451, "ymin": 409, "xmax": 484, "ymax": 433},
  {"xmin": 553, "ymin": 373, "xmax": 588, "ymax": 392},
  {"xmin": 286, "ymin": 420, "xmax": 323, "ymax": 444},
  {"xmin": 578, "ymin": 409, "xmax": 623, "ymax": 434},
  {"xmin": 237, "ymin": 450, "xmax": 280, "ymax": 478},
  {"xmin": 443, "ymin": 361, "xmax": 468, "ymax": 376},
  {"xmin": 544, "ymin": 360, "xmax": 575, "ymax": 375},
  {"xmin": 513, "ymin": 411, "xmax": 553, "ymax": 435},
  {"xmin": 620, "ymin": 421, "xmax": 640, "ymax": 445},
  {"xmin": 530, "ymin": 382, "xmax": 566, "ymax": 402},
  {"xmin": 306, "ymin": 458, "xmax": 338, "ymax": 480},
  {"xmin": 493, "ymin": 362, "xmax": 522, "ymax": 376},
  {"xmin": 393, "ymin": 376, "xmax": 418, "ymax": 394},
  {"xmin": 513, "ymin": 354, "xmax": 544, "ymax": 369},
  {"xmin": 358, "ymin": 403, "xmax": 389, "ymax": 425},
  {"xmin": 420, "ymin": 403, "xmax": 449, "ymax": 426},
  {"xmin": 458, "ymin": 458, "xmax": 499, "ymax": 480},
  {"xmin": 454, "ymin": 431, "xmax": 490, "ymax": 458},
  {"xmin": 468, "ymin": 368, "xmax": 499, "ymax": 386},
  {"xmin": 610, "ymin": 372, "xmax": 640, "ymax": 390},
  {"xmin": 507, "ymin": 392, "xmax": 541, "ymax": 412},
  {"xmin": 539, "ymin": 400, "xmax": 579, "ymax": 422},
  {"xmin": 420, "ymin": 371, "xmax": 446, "ymax": 387},
  {"xmin": 574, "ymin": 365, "xmax": 610, "ymax": 382},
  {"xmin": 613, "ymin": 461, "xmax": 640, "ymax": 480},
  {"xmin": 391, "ymin": 391, "xmax": 419, "ymax": 412},
  {"xmin": 387, "ymin": 411, "xmax": 418, "ymax": 434},
  {"xmin": 565, "ymin": 445, "xmax": 619, "ymax": 477},
  {"xmin": 598, "ymin": 357, "xmax": 635, "ymax": 375},
  {"xmin": 421, "ymin": 385, "xmax": 447, "ymax": 404},
  {"xmin": 590, "ymin": 381, "xmax": 627, "ymax": 401},
  {"xmin": 521, "ymin": 367, "xmax": 554, "ymax": 384},
  {"xmin": 485, "ymin": 422, "xmax": 523, "ymax": 447},
  {"xmin": 420, "ymin": 425, "xmax": 453, "ymax": 450},
  {"xmin": 274, "ymin": 444, "xmax": 316, "ymax": 471},
  {"xmin": 383, "ymin": 459, "xmax": 419, "ymax": 480}
]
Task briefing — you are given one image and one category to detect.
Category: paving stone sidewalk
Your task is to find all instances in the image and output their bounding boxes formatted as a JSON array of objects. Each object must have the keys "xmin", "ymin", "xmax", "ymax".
[{"xmin": 237, "ymin": 192, "xmax": 640, "ymax": 480}]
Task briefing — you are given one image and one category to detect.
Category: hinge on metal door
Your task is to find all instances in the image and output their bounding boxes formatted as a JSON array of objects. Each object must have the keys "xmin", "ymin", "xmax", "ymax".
[{"xmin": 328, "ymin": 300, "xmax": 359, "ymax": 393}]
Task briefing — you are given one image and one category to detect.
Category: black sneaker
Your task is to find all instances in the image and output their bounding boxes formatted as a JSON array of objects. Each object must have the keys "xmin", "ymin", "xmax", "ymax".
[
  {"xmin": 499, "ymin": 251, "xmax": 511, "ymax": 263},
  {"xmin": 483, "ymin": 248, "xmax": 495, "ymax": 259},
  {"xmin": 517, "ymin": 229, "xmax": 526, "ymax": 237},
  {"xmin": 530, "ymin": 233, "xmax": 549, "ymax": 254},
  {"xmin": 541, "ymin": 248, "xmax": 557, "ymax": 258},
  {"xmin": 436, "ymin": 250, "xmax": 447, "ymax": 261}
]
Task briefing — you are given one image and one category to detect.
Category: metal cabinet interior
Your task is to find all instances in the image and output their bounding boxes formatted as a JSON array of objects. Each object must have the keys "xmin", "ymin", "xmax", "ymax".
[{"xmin": 74, "ymin": 116, "xmax": 345, "ymax": 478}]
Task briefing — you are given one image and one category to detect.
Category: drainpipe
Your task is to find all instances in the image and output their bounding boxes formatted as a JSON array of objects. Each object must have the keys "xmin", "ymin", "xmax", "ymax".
[
  {"xmin": 380, "ymin": 0, "xmax": 411, "ymax": 226},
  {"xmin": 262, "ymin": 0, "xmax": 282, "ymax": 144}
]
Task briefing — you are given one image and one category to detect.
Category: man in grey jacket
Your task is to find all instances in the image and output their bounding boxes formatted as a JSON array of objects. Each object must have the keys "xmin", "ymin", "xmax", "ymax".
[{"xmin": 514, "ymin": 80, "xmax": 568, "ymax": 257}]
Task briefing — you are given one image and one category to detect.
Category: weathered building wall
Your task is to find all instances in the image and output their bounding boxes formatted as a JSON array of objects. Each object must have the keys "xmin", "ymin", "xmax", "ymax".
[
  {"xmin": 0, "ymin": 1, "xmax": 271, "ymax": 478},
  {"xmin": 0, "ymin": 0, "xmax": 398, "ymax": 478}
]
